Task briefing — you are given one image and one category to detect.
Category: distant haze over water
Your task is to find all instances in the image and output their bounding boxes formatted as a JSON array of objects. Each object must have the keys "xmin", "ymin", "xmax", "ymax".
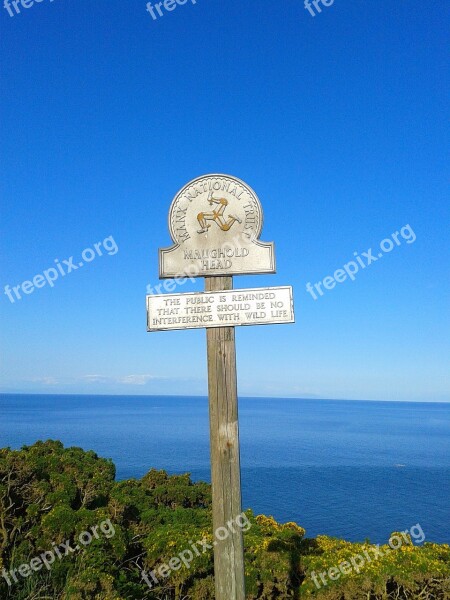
[{"xmin": 1, "ymin": 394, "xmax": 449, "ymax": 544}]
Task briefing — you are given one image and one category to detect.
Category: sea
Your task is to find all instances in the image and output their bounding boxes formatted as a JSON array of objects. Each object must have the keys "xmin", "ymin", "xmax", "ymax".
[{"xmin": 0, "ymin": 394, "xmax": 449, "ymax": 545}]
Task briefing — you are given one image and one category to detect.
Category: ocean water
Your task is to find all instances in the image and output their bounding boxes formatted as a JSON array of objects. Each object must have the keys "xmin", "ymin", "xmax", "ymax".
[{"xmin": 0, "ymin": 394, "xmax": 449, "ymax": 544}]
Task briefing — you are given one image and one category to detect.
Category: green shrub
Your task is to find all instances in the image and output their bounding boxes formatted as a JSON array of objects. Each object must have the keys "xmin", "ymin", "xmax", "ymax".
[{"xmin": 0, "ymin": 441, "xmax": 448, "ymax": 599}]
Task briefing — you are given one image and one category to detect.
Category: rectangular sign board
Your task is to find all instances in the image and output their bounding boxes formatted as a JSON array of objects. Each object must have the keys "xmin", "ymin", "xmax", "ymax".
[{"xmin": 147, "ymin": 286, "xmax": 294, "ymax": 332}]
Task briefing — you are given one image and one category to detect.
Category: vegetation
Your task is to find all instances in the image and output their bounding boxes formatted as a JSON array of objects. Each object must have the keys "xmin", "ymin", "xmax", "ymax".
[{"xmin": 0, "ymin": 441, "xmax": 448, "ymax": 599}]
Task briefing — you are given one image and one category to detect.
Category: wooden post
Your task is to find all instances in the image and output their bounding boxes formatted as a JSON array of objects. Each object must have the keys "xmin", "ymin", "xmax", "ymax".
[{"xmin": 205, "ymin": 275, "xmax": 246, "ymax": 600}]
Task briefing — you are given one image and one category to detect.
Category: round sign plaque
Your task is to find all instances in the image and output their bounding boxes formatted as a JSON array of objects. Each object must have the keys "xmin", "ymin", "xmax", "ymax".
[{"xmin": 159, "ymin": 174, "xmax": 275, "ymax": 278}]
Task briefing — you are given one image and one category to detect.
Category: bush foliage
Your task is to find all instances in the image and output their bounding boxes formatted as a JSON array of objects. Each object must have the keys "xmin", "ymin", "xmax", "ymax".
[{"xmin": 0, "ymin": 441, "xmax": 448, "ymax": 599}]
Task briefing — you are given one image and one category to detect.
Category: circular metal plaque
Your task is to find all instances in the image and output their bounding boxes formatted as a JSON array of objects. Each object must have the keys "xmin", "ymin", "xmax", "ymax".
[
  {"xmin": 168, "ymin": 174, "xmax": 263, "ymax": 244},
  {"xmin": 159, "ymin": 173, "xmax": 275, "ymax": 278}
]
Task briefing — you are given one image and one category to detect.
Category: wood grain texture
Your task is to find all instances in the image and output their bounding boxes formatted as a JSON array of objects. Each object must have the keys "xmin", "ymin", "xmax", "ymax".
[{"xmin": 205, "ymin": 276, "xmax": 246, "ymax": 600}]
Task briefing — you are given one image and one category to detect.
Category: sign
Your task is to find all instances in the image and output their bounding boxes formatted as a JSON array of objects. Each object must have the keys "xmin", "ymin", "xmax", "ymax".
[
  {"xmin": 147, "ymin": 286, "xmax": 294, "ymax": 332},
  {"xmin": 159, "ymin": 174, "xmax": 276, "ymax": 278},
  {"xmin": 148, "ymin": 174, "xmax": 295, "ymax": 600}
]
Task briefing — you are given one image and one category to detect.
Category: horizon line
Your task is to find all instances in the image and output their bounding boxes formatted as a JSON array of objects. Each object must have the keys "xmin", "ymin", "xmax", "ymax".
[{"xmin": 0, "ymin": 392, "xmax": 449, "ymax": 404}]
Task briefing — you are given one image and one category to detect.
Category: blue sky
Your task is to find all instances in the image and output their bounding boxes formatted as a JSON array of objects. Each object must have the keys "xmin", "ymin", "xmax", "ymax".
[{"xmin": 0, "ymin": 0, "xmax": 448, "ymax": 401}]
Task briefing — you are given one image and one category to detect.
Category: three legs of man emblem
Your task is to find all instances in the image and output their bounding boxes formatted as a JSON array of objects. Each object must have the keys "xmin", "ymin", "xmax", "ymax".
[{"xmin": 197, "ymin": 193, "xmax": 242, "ymax": 234}]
